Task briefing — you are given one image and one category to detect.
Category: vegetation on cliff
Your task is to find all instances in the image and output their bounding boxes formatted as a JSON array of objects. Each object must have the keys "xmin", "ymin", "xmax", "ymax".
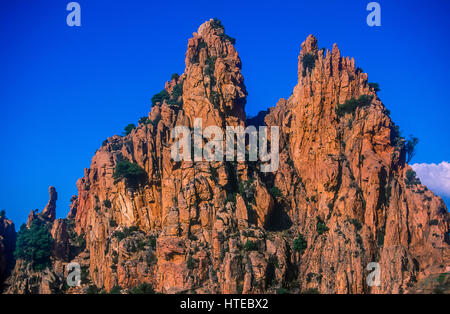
[
  {"xmin": 151, "ymin": 89, "xmax": 170, "ymax": 107},
  {"xmin": 113, "ymin": 159, "xmax": 147, "ymax": 186},
  {"xmin": 14, "ymin": 220, "xmax": 53, "ymax": 271},
  {"xmin": 123, "ymin": 123, "xmax": 136, "ymax": 136},
  {"xmin": 336, "ymin": 95, "xmax": 373, "ymax": 117},
  {"xmin": 293, "ymin": 234, "xmax": 307, "ymax": 254},
  {"xmin": 2, "ymin": 20, "xmax": 448, "ymax": 295}
]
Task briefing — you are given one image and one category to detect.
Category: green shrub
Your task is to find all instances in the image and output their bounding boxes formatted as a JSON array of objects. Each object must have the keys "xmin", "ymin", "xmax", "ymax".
[
  {"xmin": 198, "ymin": 40, "xmax": 208, "ymax": 49},
  {"xmin": 316, "ymin": 217, "xmax": 329, "ymax": 235},
  {"xmin": 302, "ymin": 288, "xmax": 320, "ymax": 294},
  {"xmin": 219, "ymin": 33, "xmax": 236, "ymax": 45},
  {"xmin": 211, "ymin": 18, "xmax": 224, "ymax": 29},
  {"xmin": 109, "ymin": 285, "xmax": 122, "ymax": 294},
  {"xmin": 269, "ymin": 186, "xmax": 282, "ymax": 199},
  {"xmin": 166, "ymin": 83, "xmax": 184, "ymax": 106},
  {"xmin": 276, "ymin": 288, "xmax": 290, "ymax": 294},
  {"xmin": 293, "ymin": 234, "xmax": 307, "ymax": 254},
  {"xmin": 0, "ymin": 210, "xmax": 5, "ymax": 218},
  {"xmin": 238, "ymin": 179, "xmax": 256, "ymax": 205},
  {"xmin": 109, "ymin": 219, "xmax": 117, "ymax": 227},
  {"xmin": 368, "ymin": 82, "xmax": 380, "ymax": 92},
  {"xmin": 151, "ymin": 89, "xmax": 170, "ymax": 107},
  {"xmin": 81, "ymin": 266, "xmax": 90, "ymax": 284},
  {"xmin": 123, "ymin": 123, "xmax": 136, "ymax": 136},
  {"xmin": 113, "ymin": 159, "xmax": 146, "ymax": 186},
  {"xmin": 357, "ymin": 94, "xmax": 372, "ymax": 106},
  {"xmin": 405, "ymin": 169, "xmax": 420, "ymax": 186},
  {"xmin": 243, "ymin": 240, "xmax": 258, "ymax": 252},
  {"xmin": 113, "ymin": 231, "xmax": 124, "ymax": 241},
  {"xmin": 209, "ymin": 18, "xmax": 236, "ymax": 44},
  {"xmin": 437, "ymin": 273, "xmax": 447, "ymax": 284},
  {"xmin": 148, "ymin": 236, "xmax": 157, "ymax": 249},
  {"xmin": 129, "ymin": 283, "xmax": 155, "ymax": 294},
  {"xmin": 405, "ymin": 135, "xmax": 419, "ymax": 163},
  {"xmin": 86, "ymin": 285, "xmax": 100, "ymax": 294},
  {"xmin": 302, "ymin": 53, "xmax": 316, "ymax": 77},
  {"xmin": 138, "ymin": 116, "xmax": 150, "ymax": 125},
  {"xmin": 14, "ymin": 220, "xmax": 54, "ymax": 271},
  {"xmin": 336, "ymin": 95, "xmax": 373, "ymax": 117},
  {"xmin": 171, "ymin": 73, "xmax": 180, "ymax": 81},
  {"xmin": 171, "ymin": 84, "xmax": 183, "ymax": 99},
  {"xmin": 103, "ymin": 199, "xmax": 112, "ymax": 208},
  {"xmin": 390, "ymin": 125, "xmax": 402, "ymax": 147},
  {"xmin": 113, "ymin": 226, "xmax": 140, "ymax": 241}
]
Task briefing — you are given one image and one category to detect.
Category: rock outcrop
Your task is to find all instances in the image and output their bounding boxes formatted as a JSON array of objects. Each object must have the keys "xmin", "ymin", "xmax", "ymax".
[
  {"xmin": 26, "ymin": 186, "xmax": 57, "ymax": 228},
  {"xmin": 65, "ymin": 22, "xmax": 448, "ymax": 294},
  {"xmin": 2, "ymin": 20, "xmax": 449, "ymax": 294},
  {"xmin": 70, "ymin": 18, "xmax": 261, "ymax": 293},
  {"xmin": 0, "ymin": 214, "xmax": 15, "ymax": 289},
  {"xmin": 263, "ymin": 35, "xmax": 449, "ymax": 293},
  {"xmin": 3, "ymin": 187, "xmax": 71, "ymax": 294}
]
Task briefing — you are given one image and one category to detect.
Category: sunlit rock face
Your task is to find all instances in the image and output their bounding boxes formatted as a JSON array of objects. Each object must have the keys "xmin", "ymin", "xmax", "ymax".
[{"xmin": 2, "ymin": 20, "xmax": 448, "ymax": 294}]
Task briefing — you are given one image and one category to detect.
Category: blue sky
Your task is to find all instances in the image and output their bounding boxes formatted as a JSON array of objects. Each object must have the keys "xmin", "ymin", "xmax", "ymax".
[{"xmin": 1, "ymin": 0, "xmax": 449, "ymax": 227}]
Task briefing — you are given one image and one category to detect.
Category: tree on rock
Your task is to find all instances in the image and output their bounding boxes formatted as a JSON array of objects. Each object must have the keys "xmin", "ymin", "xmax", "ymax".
[
  {"xmin": 123, "ymin": 124, "xmax": 136, "ymax": 136},
  {"xmin": 405, "ymin": 135, "xmax": 419, "ymax": 163},
  {"xmin": 113, "ymin": 159, "xmax": 147, "ymax": 187},
  {"xmin": 14, "ymin": 219, "xmax": 54, "ymax": 271}
]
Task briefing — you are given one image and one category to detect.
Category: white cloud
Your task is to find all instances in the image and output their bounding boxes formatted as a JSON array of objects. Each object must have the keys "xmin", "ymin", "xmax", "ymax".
[{"xmin": 411, "ymin": 161, "xmax": 450, "ymax": 198}]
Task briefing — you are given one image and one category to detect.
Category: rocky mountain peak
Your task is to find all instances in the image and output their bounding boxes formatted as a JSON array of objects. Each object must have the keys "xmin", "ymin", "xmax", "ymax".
[
  {"xmin": 27, "ymin": 186, "xmax": 57, "ymax": 227},
  {"xmin": 1, "ymin": 21, "xmax": 448, "ymax": 295},
  {"xmin": 300, "ymin": 34, "xmax": 319, "ymax": 55},
  {"xmin": 183, "ymin": 18, "xmax": 246, "ymax": 127},
  {"xmin": 264, "ymin": 34, "xmax": 449, "ymax": 293},
  {"xmin": 186, "ymin": 18, "xmax": 239, "ymax": 65},
  {"xmin": 42, "ymin": 186, "xmax": 57, "ymax": 222}
]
